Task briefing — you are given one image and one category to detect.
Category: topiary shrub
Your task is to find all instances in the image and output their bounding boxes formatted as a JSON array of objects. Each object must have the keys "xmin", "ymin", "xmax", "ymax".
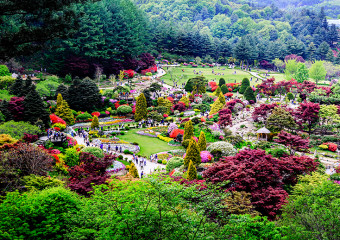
[
  {"xmin": 166, "ymin": 157, "xmax": 184, "ymax": 172},
  {"xmin": 76, "ymin": 112, "xmax": 92, "ymax": 121},
  {"xmin": 81, "ymin": 147, "xmax": 104, "ymax": 158},
  {"xmin": 117, "ymin": 105, "xmax": 132, "ymax": 115},
  {"xmin": 207, "ymin": 141, "xmax": 237, "ymax": 156}
]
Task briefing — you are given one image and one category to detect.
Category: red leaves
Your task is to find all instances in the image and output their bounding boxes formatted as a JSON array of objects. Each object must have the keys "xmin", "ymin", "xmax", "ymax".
[
  {"xmin": 91, "ymin": 112, "xmax": 100, "ymax": 117},
  {"xmin": 218, "ymin": 108, "xmax": 232, "ymax": 128},
  {"xmin": 123, "ymin": 69, "xmax": 135, "ymax": 78},
  {"xmin": 252, "ymin": 103, "xmax": 278, "ymax": 122},
  {"xmin": 8, "ymin": 97, "xmax": 25, "ymax": 121},
  {"xmin": 203, "ymin": 148, "xmax": 318, "ymax": 218},
  {"xmin": 173, "ymin": 102, "xmax": 186, "ymax": 112},
  {"xmin": 275, "ymin": 131, "xmax": 310, "ymax": 155},
  {"xmin": 294, "ymin": 101, "xmax": 320, "ymax": 134}
]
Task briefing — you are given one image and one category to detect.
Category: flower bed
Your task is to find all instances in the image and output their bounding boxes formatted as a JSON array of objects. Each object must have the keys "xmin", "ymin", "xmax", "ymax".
[{"xmin": 157, "ymin": 135, "xmax": 173, "ymax": 143}]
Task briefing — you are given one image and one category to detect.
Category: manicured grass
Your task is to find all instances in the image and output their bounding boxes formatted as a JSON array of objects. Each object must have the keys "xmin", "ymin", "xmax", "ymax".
[
  {"xmin": 119, "ymin": 128, "xmax": 183, "ymax": 157},
  {"xmin": 161, "ymin": 66, "xmax": 254, "ymax": 85},
  {"xmin": 116, "ymin": 158, "xmax": 131, "ymax": 166}
]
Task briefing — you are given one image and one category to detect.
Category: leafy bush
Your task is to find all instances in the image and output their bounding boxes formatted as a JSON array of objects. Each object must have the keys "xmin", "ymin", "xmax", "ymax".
[
  {"xmin": 22, "ymin": 175, "xmax": 64, "ymax": 191},
  {"xmin": 117, "ymin": 105, "xmax": 132, "ymax": 115},
  {"xmin": 0, "ymin": 134, "xmax": 18, "ymax": 147},
  {"xmin": 0, "ymin": 89, "xmax": 14, "ymax": 100},
  {"xmin": 64, "ymin": 148, "xmax": 80, "ymax": 167},
  {"xmin": 0, "ymin": 76, "xmax": 15, "ymax": 90},
  {"xmin": 207, "ymin": 141, "xmax": 237, "ymax": 156},
  {"xmin": 162, "ymin": 159, "xmax": 167, "ymax": 165},
  {"xmin": 76, "ymin": 112, "xmax": 92, "ymax": 121},
  {"xmin": 267, "ymin": 148, "xmax": 289, "ymax": 158},
  {"xmin": 81, "ymin": 147, "xmax": 104, "ymax": 158},
  {"xmin": 124, "ymin": 149, "xmax": 132, "ymax": 154},
  {"xmin": 0, "ymin": 121, "xmax": 41, "ymax": 139},
  {"xmin": 0, "ymin": 65, "xmax": 10, "ymax": 76}
]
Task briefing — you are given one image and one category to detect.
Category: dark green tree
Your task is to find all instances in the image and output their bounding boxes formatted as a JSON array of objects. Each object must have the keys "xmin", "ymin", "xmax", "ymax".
[
  {"xmin": 316, "ymin": 41, "xmax": 330, "ymax": 60},
  {"xmin": 9, "ymin": 75, "xmax": 24, "ymax": 96},
  {"xmin": 239, "ymin": 78, "xmax": 250, "ymax": 94},
  {"xmin": 67, "ymin": 78, "xmax": 101, "ymax": 112},
  {"xmin": 55, "ymin": 84, "xmax": 69, "ymax": 99},
  {"xmin": 23, "ymin": 85, "xmax": 49, "ymax": 128},
  {"xmin": 244, "ymin": 86, "xmax": 256, "ymax": 102},
  {"xmin": 221, "ymin": 85, "xmax": 228, "ymax": 94},
  {"xmin": 233, "ymin": 37, "xmax": 251, "ymax": 67},
  {"xmin": 219, "ymin": 78, "xmax": 226, "ymax": 87}
]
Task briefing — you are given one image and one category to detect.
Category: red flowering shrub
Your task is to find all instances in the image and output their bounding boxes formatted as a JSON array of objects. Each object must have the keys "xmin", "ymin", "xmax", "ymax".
[
  {"xmin": 226, "ymin": 99, "xmax": 245, "ymax": 111},
  {"xmin": 225, "ymin": 93, "xmax": 233, "ymax": 98},
  {"xmin": 68, "ymin": 152, "xmax": 115, "ymax": 196},
  {"xmin": 173, "ymin": 102, "xmax": 186, "ymax": 112},
  {"xmin": 208, "ymin": 82, "xmax": 218, "ymax": 92},
  {"xmin": 170, "ymin": 129, "xmax": 184, "ymax": 138},
  {"xmin": 324, "ymin": 142, "xmax": 337, "ymax": 152},
  {"xmin": 140, "ymin": 65, "xmax": 157, "ymax": 75},
  {"xmin": 252, "ymin": 103, "xmax": 278, "ymax": 122},
  {"xmin": 167, "ymin": 97, "xmax": 174, "ymax": 103},
  {"xmin": 163, "ymin": 114, "xmax": 168, "ymax": 118},
  {"xmin": 50, "ymin": 114, "xmax": 66, "ymax": 125},
  {"xmin": 123, "ymin": 69, "xmax": 135, "ymax": 78},
  {"xmin": 91, "ymin": 112, "xmax": 100, "ymax": 117}
]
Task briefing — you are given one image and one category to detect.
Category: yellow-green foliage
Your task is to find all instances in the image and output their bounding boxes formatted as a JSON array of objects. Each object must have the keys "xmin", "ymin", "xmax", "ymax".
[
  {"xmin": 0, "ymin": 76, "xmax": 15, "ymax": 90},
  {"xmin": 214, "ymin": 86, "xmax": 222, "ymax": 96},
  {"xmin": 22, "ymin": 174, "xmax": 64, "ymax": 191},
  {"xmin": 55, "ymin": 100, "xmax": 75, "ymax": 125},
  {"xmin": 318, "ymin": 144, "xmax": 328, "ymax": 150},
  {"xmin": 184, "ymin": 139, "xmax": 201, "ymax": 167},
  {"xmin": 292, "ymin": 172, "xmax": 329, "ymax": 196},
  {"xmin": 0, "ymin": 134, "xmax": 17, "ymax": 146},
  {"xmin": 179, "ymin": 96, "xmax": 190, "ymax": 107},
  {"xmin": 157, "ymin": 97, "xmax": 172, "ymax": 114},
  {"xmin": 135, "ymin": 93, "xmax": 147, "ymax": 122},
  {"xmin": 56, "ymin": 93, "xmax": 63, "ymax": 108},
  {"xmin": 91, "ymin": 115, "xmax": 99, "ymax": 129},
  {"xmin": 218, "ymin": 92, "xmax": 225, "ymax": 105},
  {"xmin": 187, "ymin": 160, "xmax": 197, "ymax": 181},
  {"xmin": 128, "ymin": 163, "xmax": 139, "ymax": 178},
  {"xmin": 183, "ymin": 120, "xmax": 194, "ymax": 141},
  {"xmin": 198, "ymin": 131, "xmax": 206, "ymax": 151},
  {"xmin": 224, "ymin": 191, "xmax": 259, "ymax": 217},
  {"xmin": 209, "ymin": 98, "xmax": 224, "ymax": 115}
]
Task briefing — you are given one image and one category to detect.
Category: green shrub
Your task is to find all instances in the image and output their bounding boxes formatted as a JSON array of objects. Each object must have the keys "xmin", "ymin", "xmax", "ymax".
[
  {"xmin": 166, "ymin": 157, "xmax": 184, "ymax": 172},
  {"xmin": 117, "ymin": 105, "xmax": 132, "ymax": 115},
  {"xmin": 0, "ymin": 65, "xmax": 10, "ymax": 76},
  {"xmin": 157, "ymin": 160, "xmax": 162, "ymax": 164},
  {"xmin": 0, "ymin": 76, "xmax": 15, "ymax": 90},
  {"xmin": 0, "ymin": 121, "xmax": 41, "ymax": 139},
  {"xmin": 76, "ymin": 112, "xmax": 92, "ymax": 121},
  {"xmin": 81, "ymin": 147, "xmax": 104, "ymax": 158},
  {"xmin": 64, "ymin": 148, "xmax": 80, "ymax": 167},
  {"xmin": 124, "ymin": 149, "xmax": 131, "ymax": 154},
  {"xmin": 162, "ymin": 159, "xmax": 167, "ymax": 165},
  {"xmin": 22, "ymin": 175, "xmax": 64, "ymax": 191},
  {"xmin": 267, "ymin": 148, "xmax": 289, "ymax": 158},
  {"xmin": 0, "ymin": 89, "xmax": 14, "ymax": 100}
]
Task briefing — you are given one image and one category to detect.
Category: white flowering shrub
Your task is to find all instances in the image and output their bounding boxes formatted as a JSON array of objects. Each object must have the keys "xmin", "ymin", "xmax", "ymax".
[{"xmin": 207, "ymin": 141, "xmax": 237, "ymax": 156}]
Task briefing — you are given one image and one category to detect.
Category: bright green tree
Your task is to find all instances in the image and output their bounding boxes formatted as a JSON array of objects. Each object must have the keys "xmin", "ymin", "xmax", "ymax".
[
  {"xmin": 135, "ymin": 93, "xmax": 147, "ymax": 122},
  {"xmin": 55, "ymin": 100, "xmax": 75, "ymax": 125},
  {"xmin": 294, "ymin": 62, "xmax": 309, "ymax": 83},
  {"xmin": 218, "ymin": 92, "xmax": 226, "ymax": 105},
  {"xmin": 0, "ymin": 65, "xmax": 10, "ymax": 76},
  {"xmin": 187, "ymin": 160, "xmax": 197, "ymax": 180},
  {"xmin": 56, "ymin": 93, "xmax": 63, "ymax": 108},
  {"xmin": 239, "ymin": 78, "xmax": 250, "ymax": 94},
  {"xmin": 183, "ymin": 120, "xmax": 194, "ymax": 141},
  {"xmin": 91, "ymin": 115, "xmax": 99, "ymax": 129},
  {"xmin": 266, "ymin": 107, "xmax": 297, "ymax": 132},
  {"xmin": 209, "ymin": 97, "xmax": 225, "ymax": 115},
  {"xmin": 244, "ymin": 86, "xmax": 256, "ymax": 102},
  {"xmin": 287, "ymin": 92, "xmax": 294, "ymax": 100},
  {"xmin": 179, "ymin": 95, "xmax": 190, "ymax": 107},
  {"xmin": 184, "ymin": 139, "xmax": 201, "ymax": 167},
  {"xmin": 285, "ymin": 59, "xmax": 299, "ymax": 80},
  {"xmin": 309, "ymin": 61, "xmax": 327, "ymax": 85},
  {"xmin": 198, "ymin": 131, "xmax": 206, "ymax": 151},
  {"xmin": 214, "ymin": 86, "xmax": 222, "ymax": 96}
]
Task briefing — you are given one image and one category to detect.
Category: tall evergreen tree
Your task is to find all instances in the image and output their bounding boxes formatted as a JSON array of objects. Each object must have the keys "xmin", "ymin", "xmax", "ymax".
[
  {"xmin": 91, "ymin": 115, "xmax": 99, "ymax": 129},
  {"xmin": 56, "ymin": 93, "xmax": 63, "ymax": 108},
  {"xmin": 244, "ymin": 86, "xmax": 256, "ymax": 103},
  {"xmin": 135, "ymin": 93, "xmax": 147, "ymax": 122},
  {"xmin": 307, "ymin": 42, "xmax": 317, "ymax": 61},
  {"xmin": 67, "ymin": 78, "xmax": 101, "ymax": 112},
  {"xmin": 55, "ymin": 100, "xmax": 75, "ymax": 125},
  {"xmin": 233, "ymin": 37, "xmax": 251, "ymax": 67},
  {"xmin": 184, "ymin": 139, "xmax": 201, "ymax": 167},
  {"xmin": 198, "ymin": 131, "xmax": 206, "ymax": 151},
  {"xmin": 187, "ymin": 160, "xmax": 197, "ymax": 181},
  {"xmin": 22, "ymin": 76, "xmax": 33, "ymax": 96},
  {"xmin": 239, "ymin": 78, "xmax": 250, "ymax": 94},
  {"xmin": 55, "ymin": 84, "xmax": 69, "ymax": 100},
  {"xmin": 9, "ymin": 75, "xmax": 24, "ymax": 96},
  {"xmin": 219, "ymin": 78, "xmax": 226, "ymax": 87},
  {"xmin": 183, "ymin": 120, "xmax": 194, "ymax": 141},
  {"xmin": 23, "ymin": 85, "xmax": 49, "ymax": 128},
  {"xmin": 316, "ymin": 41, "xmax": 330, "ymax": 60}
]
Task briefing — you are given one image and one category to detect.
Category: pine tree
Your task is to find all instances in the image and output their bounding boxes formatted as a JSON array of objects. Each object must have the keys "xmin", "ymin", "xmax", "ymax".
[
  {"xmin": 9, "ymin": 75, "xmax": 24, "ymax": 96},
  {"xmin": 56, "ymin": 93, "xmax": 63, "ymax": 108},
  {"xmin": 55, "ymin": 100, "xmax": 75, "ymax": 125},
  {"xmin": 219, "ymin": 78, "xmax": 226, "ymax": 87},
  {"xmin": 55, "ymin": 84, "xmax": 68, "ymax": 99},
  {"xmin": 22, "ymin": 76, "xmax": 33, "ymax": 96},
  {"xmin": 23, "ymin": 85, "xmax": 49, "ymax": 127},
  {"xmin": 187, "ymin": 160, "xmax": 197, "ymax": 181},
  {"xmin": 183, "ymin": 120, "xmax": 193, "ymax": 141},
  {"xmin": 239, "ymin": 78, "xmax": 250, "ymax": 94},
  {"xmin": 214, "ymin": 86, "xmax": 222, "ymax": 96},
  {"xmin": 307, "ymin": 42, "xmax": 317, "ymax": 61},
  {"xmin": 184, "ymin": 139, "xmax": 201, "ymax": 167},
  {"xmin": 221, "ymin": 85, "xmax": 228, "ymax": 94},
  {"xmin": 128, "ymin": 163, "xmax": 139, "ymax": 178},
  {"xmin": 233, "ymin": 37, "xmax": 251, "ymax": 66},
  {"xmin": 91, "ymin": 115, "xmax": 99, "ymax": 129},
  {"xmin": 326, "ymin": 49, "xmax": 334, "ymax": 62},
  {"xmin": 218, "ymin": 92, "xmax": 225, "ymax": 105},
  {"xmin": 198, "ymin": 131, "xmax": 206, "ymax": 151},
  {"xmin": 135, "ymin": 93, "xmax": 147, "ymax": 122},
  {"xmin": 244, "ymin": 86, "xmax": 256, "ymax": 102}
]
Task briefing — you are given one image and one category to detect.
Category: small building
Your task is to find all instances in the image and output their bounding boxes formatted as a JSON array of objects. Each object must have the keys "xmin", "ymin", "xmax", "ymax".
[{"xmin": 256, "ymin": 127, "xmax": 271, "ymax": 141}]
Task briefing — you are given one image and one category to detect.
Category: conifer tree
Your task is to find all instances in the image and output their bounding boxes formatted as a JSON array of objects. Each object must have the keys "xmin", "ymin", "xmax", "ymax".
[
  {"xmin": 128, "ymin": 163, "xmax": 139, "ymax": 178},
  {"xmin": 55, "ymin": 84, "xmax": 68, "ymax": 99},
  {"xmin": 55, "ymin": 100, "xmax": 75, "ymax": 125},
  {"xmin": 91, "ymin": 115, "xmax": 99, "ymax": 129},
  {"xmin": 183, "ymin": 120, "xmax": 193, "ymax": 141},
  {"xmin": 209, "ymin": 97, "xmax": 225, "ymax": 115},
  {"xmin": 22, "ymin": 76, "xmax": 33, "ymax": 96},
  {"xmin": 214, "ymin": 86, "xmax": 222, "ymax": 96},
  {"xmin": 184, "ymin": 139, "xmax": 201, "ymax": 167},
  {"xmin": 221, "ymin": 85, "xmax": 228, "ymax": 94},
  {"xmin": 23, "ymin": 85, "xmax": 49, "ymax": 127},
  {"xmin": 218, "ymin": 92, "xmax": 226, "ymax": 105},
  {"xmin": 219, "ymin": 78, "xmax": 226, "ymax": 87},
  {"xmin": 9, "ymin": 75, "xmax": 24, "ymax": 96},
  {"xmin": 244, "ymin": 86, "xmax": 256, "ymax": 102},
  {"xmin": 198, "ymin": 131, "xmax": 206, "ymax": 151},
  {"xmin": 135, "ymin": 93, "xmax": 147, "ymax": 122},
  {"xmin": 239, "ymin": 78, "xmax": 250, "ymax": 94},
  {"xmin": 187, "ymin": 160, "xmax": 197, "ymax": 181},
  {"xmin": 57, "ymin": 93, "xmax": 63, "ymax": 108}
]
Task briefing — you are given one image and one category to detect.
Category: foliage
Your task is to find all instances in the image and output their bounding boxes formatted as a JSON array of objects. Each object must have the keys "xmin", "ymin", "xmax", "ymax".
[
  {"xmin": 64, "ymin": 148, "xmax": 80, "ymax": 167},
  {"xmin": 239, "ymin": 78, "xmax": 250, "ymax": 94},
  {"xmin": 183, "ymin": 120, "xmax": 194, "ymax": 141},
  {"xmin": 207, "ymin": 141, "xmax": 236, "ymax": 157},
  {"xmin": 22, "ymin": 174, "xmax": 64, "ymax": 191},
  {"xmin": 294, "ymin": 101, "xmax": 320, "ymax": 135},
  {"xmin": 187, "ymin": 160, "xmax": 197, "ymax": 180},
  {"xmin": 0, "ymin": 120, "xmax": 41, "ymax": 139},
  {"xmin": 223, "ymin": 191, "xmax": 259, "ymax": 217},
  {"xmin": 36, "ymin": 79, "xmax": 59, "ymax": 97},
  {"xmin": 128, "ymin": 162, "xmax": 139, "ymax": 178},
  {"xmin": 184, "ymin": 139, "xmax": 201, "ymax": 167},
  {"xmin": 8, "ymin": 96, "xmax": 25, "ymax": 121},
  {"xmin": 76, "ymin": 112, "xmax": 92, "ymax": 121},
  {"xmin": 209, "ymin": 97, "xmax": 225, "ymax": 116},
  {"xmin": 309, "ymin": 60, "xmax": 327, "ymax": 85},
  {"xmin": 91, "ymin": 115, "xmax": 99, "ymax": 129},
  {"xmin": 0, "ymin": 187, "xmax": 81, "ymax": 239},
  {"xmin": 0, "ymin": 65, "xmax": 10, "ymax": 76},
  {"xmin": 135, "ymin": 93, "xmax": 147, "ymax": 121},
  {"xmin": 244, "ymin": 86, "xmax": 256, "ymax": 102},
  {"xmin": 68, "ymin": 152, "xmax": 115, "ymax": 195},
  {"xmin": 197, "ymin": 131, "xmax": 207, "ymax": 151},
  {"xmin": 0, "ymin": 76, "xmax": 15, "ymax": 90},
  {"xmin": 166, "ymin": 157, "xmax": 184, "ymax": 172},
  {"xmin": 55, "ymin": 100, "xmax": 75, "ymax": 125},
  {"xmin": 266, "ymin": 107, "xmax": 296, "ymax": 132},
  {"xmin": 252, "ymin": 103, "xmax": 278, "ymax": 122},
  {"xmin": 81, "ymin": 146, "xmax": 104, "ymax": 158},
  {"xmin": 275, "ymin": 131, "xmax": 310, "ymax": 155},
  {"xmin": 0, "ymin": 134, "xmax": 18, "ymax": 147},
  {"xmin": 117, "ymin": 105, "xmax": 133, "ymax": 115}
]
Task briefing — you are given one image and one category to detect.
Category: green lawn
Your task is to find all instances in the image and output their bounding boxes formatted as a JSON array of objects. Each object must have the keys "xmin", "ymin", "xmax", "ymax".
[
  {"xmin": 119, "ymin": 128, "xmax": 183, "ymax": 157},
  {"xmin": 161, "ymin": 66, "xmax": 254, "ymax": 85}
]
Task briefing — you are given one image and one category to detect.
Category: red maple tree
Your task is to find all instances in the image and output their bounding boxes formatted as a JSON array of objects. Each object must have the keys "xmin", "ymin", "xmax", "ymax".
[{"xmin": 294, "ymin": 101, "xmax": 320, "ymax": 135}]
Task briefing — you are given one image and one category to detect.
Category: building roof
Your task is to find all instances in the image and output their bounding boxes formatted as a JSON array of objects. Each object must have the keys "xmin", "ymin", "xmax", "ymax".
[{"xmin": 256, "ymin": 127, "xmax": 271, "ymax": 134}]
